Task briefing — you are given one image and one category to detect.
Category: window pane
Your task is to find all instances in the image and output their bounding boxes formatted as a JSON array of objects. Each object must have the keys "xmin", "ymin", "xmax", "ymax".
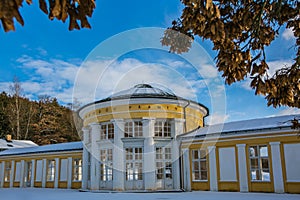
[
  {"xmin": 193, "ymin": 172, "xmax": 200, "ymax": 180},
  {"xmin": 156, "ymin": 148, "xmax": 162, "ymax": 159},
  {"xmin": 165, "ymin": 162, "xmax": 172, "ymax": 179},
  {"xmin": 261, "ymin": 158, "xmax": 269, "ymax": 169},
  {"xmin": 250, "ymin": 158, "xmax": 259, "ymax": 169},
  {"xmin": 200, "ymin": 150, "xmax": 206, "ymax": 159},
  {"xmin": 200, "ymin": 161, "xmax": 207, "ymax": 171},
  {"xmin": 201, "ymin": 171, "xmax": 207, "ymax": 180},
  {"xmin": 261, "ymin": 169, "xmax": 270, "ymax": 181},
  {"xmin": 101, "ymin": 124, "xmax": 107, "ymax": 140},
  {"xmin": 108, "ymin": 123, "xmax": 114, "ymax": 139},
  {"xmin": 260, "ymin": 146, "xmax": 268, "ymax": 157},
  {"xmin": 251, "ymin": 169, "xmax": 260, "ymax": 180},
  {"xmin": 193, "ymin": 161, "xmax": 199, "ymax": 171},
  {"xmin": 193, "ymin": 150, "xmax": 199, "ymax": 159},
  {"xmin": 249, "ymin": 146, "xmax": 258, "ymax": 157}
]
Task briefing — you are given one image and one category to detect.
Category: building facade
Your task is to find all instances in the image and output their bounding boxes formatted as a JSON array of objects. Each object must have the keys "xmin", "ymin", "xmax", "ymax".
[
  {"xmin": 78, "ymin": 84, "xmax": 208, "ymax": 191},
  {"xmin": 0, "ymin": 84, "xmax": 299, "ymax": 193}
]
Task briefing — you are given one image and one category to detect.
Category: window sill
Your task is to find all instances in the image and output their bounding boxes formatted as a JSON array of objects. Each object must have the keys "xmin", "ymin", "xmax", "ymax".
[
  {"xmin": 250, "ymin": 180, "xmax": 271, "ymax": 183},
  {"xmin": 192, "ymin": 180, "xmax": 208, "ymax": 182}
]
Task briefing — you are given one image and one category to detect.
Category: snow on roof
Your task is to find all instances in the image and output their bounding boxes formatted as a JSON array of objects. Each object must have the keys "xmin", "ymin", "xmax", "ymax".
[
  {"xmin": 0, "ymin": 139, "xmax": 38, "ymax": 149},
  {"xmin": 0, "ymin": 141, "xmax": 83, "ymax": 156},
  {"xmin": 182, "ymin": 114, "xmax": 300, "ymax": 139}
]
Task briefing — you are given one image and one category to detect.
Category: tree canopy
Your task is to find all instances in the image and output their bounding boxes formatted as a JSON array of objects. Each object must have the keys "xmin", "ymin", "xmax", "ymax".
[
  {"xmin": 162, "ymin": 0, "xmax": 300, "ymax": 108},
  {"xmin": 0, "ymin": 0, "xmax": 95, "ymax": 32}
]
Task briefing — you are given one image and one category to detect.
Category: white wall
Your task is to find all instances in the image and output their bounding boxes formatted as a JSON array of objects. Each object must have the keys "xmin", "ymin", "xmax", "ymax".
[
  {"xmin": 60, "ymin": 159, "xmax": 68, "ymax": 181},
  {"xmin": 284, "ymin": 143, "xmax": 300, "ymax": 181},
  {"xmin": 219, "ymin": 147, "xmax": 237, "ymax": 181},
  {"xmin": 35, "ymin": 160, "xmax": 43, "ymax": 181},
  {"xmin": 14, "ymin": 162, "xmax": 21, "ymax": 182}
]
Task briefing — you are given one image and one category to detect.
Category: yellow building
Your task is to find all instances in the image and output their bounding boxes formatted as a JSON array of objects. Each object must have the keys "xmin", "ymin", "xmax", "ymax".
[
  {"xmin": 0, "ymin": 142, "xmax": 83, "ymax": 189},
  {"xmin": 0, "ymin": 84, "xmax": 299, "ymax": 193},
  {"xmin": 181, "ymin": 116, "xmax": 300, "ymax": 194}
]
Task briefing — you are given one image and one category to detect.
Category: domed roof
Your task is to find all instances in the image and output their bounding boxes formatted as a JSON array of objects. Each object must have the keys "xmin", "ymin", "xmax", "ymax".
[{"xmin": 109, "ymin": 84, "xmax": 177, "ymax": 99}]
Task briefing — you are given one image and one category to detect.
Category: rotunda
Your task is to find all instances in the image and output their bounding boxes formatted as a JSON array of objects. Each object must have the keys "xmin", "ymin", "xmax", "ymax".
[{"xmin": 78, "ymin": 84, "xmax": 208, "ymax": 191}]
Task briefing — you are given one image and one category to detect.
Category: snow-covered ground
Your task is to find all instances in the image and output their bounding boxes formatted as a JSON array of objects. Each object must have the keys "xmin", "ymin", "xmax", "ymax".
[{"xmin": 0, "ymin": 188, "xmax": 299, "ymax": 200}]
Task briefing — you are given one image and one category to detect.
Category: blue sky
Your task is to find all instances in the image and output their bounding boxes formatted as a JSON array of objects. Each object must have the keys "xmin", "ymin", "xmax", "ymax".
[{"xmin": 0, "ymin": 0, "xmax": 299, "ymax": 124}]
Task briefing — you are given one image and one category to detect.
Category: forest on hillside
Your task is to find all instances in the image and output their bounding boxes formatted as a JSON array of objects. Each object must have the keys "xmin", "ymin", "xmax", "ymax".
[{"xmin": 0, "ymin": 80, "xmax": 81, "ymax": 145}]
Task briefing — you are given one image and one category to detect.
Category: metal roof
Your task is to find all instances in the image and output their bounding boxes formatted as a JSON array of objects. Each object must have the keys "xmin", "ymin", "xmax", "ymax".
[
  {"xmin": 181, "ymin": 114, "xmax": 300, "ymax": 139},
  {"xmin": 0, "ymin": 141, "xmax": 83, "ymax": 156},
  {"xmin": 0, "ymin": 139, "xmax": 38, "ymax": 150}
]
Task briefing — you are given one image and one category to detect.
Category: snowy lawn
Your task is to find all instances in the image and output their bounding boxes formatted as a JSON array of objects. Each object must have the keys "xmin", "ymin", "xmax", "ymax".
[{"xmin": 0, "ymin": 188, "xmax": 299, "ymax": 200}]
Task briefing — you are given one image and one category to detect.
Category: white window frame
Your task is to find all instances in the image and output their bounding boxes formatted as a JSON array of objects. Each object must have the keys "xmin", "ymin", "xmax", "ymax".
[
  {"xmin": 191, "ymin": 149, "xmax": 208, "ymax": 181},
  {"xmin": 124, "ymin": 120, "xmax": 143, "ymax": 138},
  {"xmin": 100, "ymin": 149, "xmax": 113, "ymax": 181},
  {"xmin": 125, "ymin": 147, "xmax": 143, "ymax": 181},
  {"xmin": 249, "ymin": 145, "xmax": 270, "ymax": 182},
  {"xmin": 73, "ymin": 158, "xmax": 82, "ymax": 181},
  {"xmin": 155, "ymin": 147, "xmax": 172, "ymax": 180},
  {"xmin": 100, "ymin": 122, "xmax": 114, "ymax": 140},
  {"xmin": 154, "ymin": 120, "xmax": 171, "ymax": 138}
]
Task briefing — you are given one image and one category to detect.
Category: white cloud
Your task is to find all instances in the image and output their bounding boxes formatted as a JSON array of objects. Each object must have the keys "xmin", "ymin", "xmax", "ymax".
[
  {"xmin": 282, "ymin": 28, "xmax": 295, "ymax": 41},
  {"xmin": 1, "ymin": 53, "xmax": 224, "ymax": 109},
  {"xmin": 73, "ymin": 58, "xmax": 205, "ymax": 104},
  {"xmin": 276, "ymin": 107, "xmax": 300, "ymax": 116},
  {"xmin": 206, "ymin": 113, "xmax": 229, "ymax": 125}
]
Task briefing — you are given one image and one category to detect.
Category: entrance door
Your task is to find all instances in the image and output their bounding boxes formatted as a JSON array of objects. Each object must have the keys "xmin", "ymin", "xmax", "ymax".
[
  {"xmin": 99, "ymin": 149, "xmax": 113, "ymax": 190},
  {"xmin": 125, "ymin": 147, "xmax": 144, "ymax": 190},
  {"xmin": 156, "ymin": 147, "xmax": 173, "ymax": 190},
  {"xmin": 24, "ymin": 161, "xmax": 32, "ymax": 187}
]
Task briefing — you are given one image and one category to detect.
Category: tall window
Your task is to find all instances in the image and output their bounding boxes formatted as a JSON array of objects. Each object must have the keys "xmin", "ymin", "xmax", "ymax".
[
  {"xmin": 192, "ymin": 149, "xmax": 208, "ymax": 181},
  {"xmin": 4, "ymin": 161, "xmax": 11, "ymax": 182},
  {"xmin": 125, "ymin": 147, "xmax": 143, "ymax": 181},
  {"xmin": 73, "ymin": 158, "xmax": 82, "ymax": 181},
  {"xmin": 156, "ymin": 147, "xmax": 172, "ymax": 180},
  {"xmin": 124, "ymin": 120, "xmax": 143, "ymax": 137},
  {"xmin": 154, "ymin": 120, "xmax": 171, "ymax": 137},
  {"xmin": 249, "ymin": 145, "xmax": 270, "ymax": 181},
  {"xmin": 47, "ymin": 160, "xmax": 55, "ymax": 181},
  {"xmin": 100, "ymin": 149, "xmax": 113, "ymax": 181},
  {"xmin": 100, "ymin": 123, "xmax": 114, "ymax": 140}
]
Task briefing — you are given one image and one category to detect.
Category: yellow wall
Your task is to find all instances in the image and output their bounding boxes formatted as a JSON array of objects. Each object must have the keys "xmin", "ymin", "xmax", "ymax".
[{"xmin": 83, "ymin": 103, "xmax": 204, "ymax": 131}]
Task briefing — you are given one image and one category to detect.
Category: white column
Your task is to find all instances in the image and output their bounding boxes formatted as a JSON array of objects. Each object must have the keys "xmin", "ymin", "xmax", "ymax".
[
  {"xmin": 182, "ymin": 148, "xmax": 191, "ymax": 191},
  {"xmin": 42, "ymin": 159, "xmax": 47, "ymax": 188},
  {"xmin": 112, "ymin": 119, "xmax": 125, "ymax": 191},
  {"xmin": 143, "ymin": 117, "xmax": 156, "ymax": 190},
  {"xmin": 90, "ymin": 123, "xmax": 100, "ymax": 190},
  {"xmin": 173, "ymin": 119, "xmax": 185, "ymax": 190},
  {"xmin": 31, "ymin": 160, "xmax": 35, "ymax": 187},
  {"xmin": 82, "ymin": 127, "xmax": 90, "ymax": 190},
  {"xmin": 19, "ymin": 160, "xmax": 25, "ymax": 188},
  {"xmin": 172, "ymin": 139, "xmax": 181, "ymax": 190},
  {"xmin": 173, "ymin": 118, "xmax": 185, "ymax": 137},
  {"xmin": 9, "ymin": 160, "xmax": 15, "ymax": 188},
  {"xmin": 67, "ymin": 157, "xmax": 73, "ymax": 189},
  {"xmin": 208, "ymin": 146, "xmax": 218, "ymax": 191},
  {"xmin": 236, "ymin": 144, "xmax": 249, "ymax": 192},
  {"xmin": 0, "ymin": 161, "xmax": 5, "ymax": 188},
  {"xmin": 54, "ymin": 158, "xmax": 60, "ymax": 188},
  {"xmin": 270, "ymin": 142, "xmax": 284, "ymax": 193}
]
